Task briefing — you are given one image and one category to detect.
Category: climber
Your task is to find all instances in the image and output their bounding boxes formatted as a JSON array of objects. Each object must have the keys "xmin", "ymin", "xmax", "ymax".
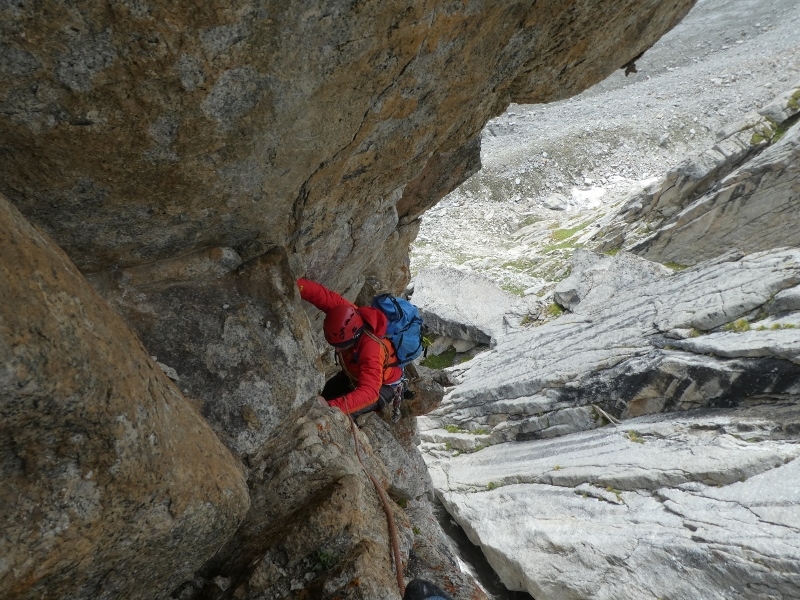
[
  {"xmin": 403, "ymin": 579, "xmax": 454, "ymax": 600},
  {"xmin": 297, "ymin": 277, "xmax": 404, "ymax": 417}
]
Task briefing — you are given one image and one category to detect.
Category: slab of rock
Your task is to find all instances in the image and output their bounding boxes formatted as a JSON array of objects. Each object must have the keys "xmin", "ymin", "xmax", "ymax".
[
  {"xmin": 423, "ymin": 248, "xmax": 800, "ymax": 440},
  {"xmin": 413, "ymin": 266, "xmax": 536, "ymax": 345},
  {"xmin": 633, "ymin": 120, "xmax": 800, "ymax": 265},
  {"xmin": 553, "ymin": 249, "xmax": 671, "ymax": 311},
  {"xmin": 0, "ymin": 195, "xmax": 250, "ymax": 600},
  {"xmin": 426, "ymin": 405, "xmax": 800, "ymax": 599},
  {"xmin": 591, "ymin": 81, "xmax": 800, "ymax": 260}
]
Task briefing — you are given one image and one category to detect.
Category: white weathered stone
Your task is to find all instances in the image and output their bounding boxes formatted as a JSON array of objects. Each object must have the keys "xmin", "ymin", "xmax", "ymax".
[
  {"xmin": 541, "ymin": 193, "xmax": 569, "ymax": 210},
  {"xmin": 425, "ymin": 406, "xmax": 800, "ymax": 599},
  {"xmin": 553, "ymin": 249, "xmax": 671, "ymax": 311},
  {"xmin": 426, "ymin": 249, "xmax": 800, "ymax": 442},
  {"xmin": 770, "ymin": 285, "xmax": 800, "ymax": 314},
  {"xmin": 413, "ymin": 266, "xmax": 536, "ymax": 345},
  {"xmin": 633, "ymin": 121, "xmax": 800, "ymax": 265}
]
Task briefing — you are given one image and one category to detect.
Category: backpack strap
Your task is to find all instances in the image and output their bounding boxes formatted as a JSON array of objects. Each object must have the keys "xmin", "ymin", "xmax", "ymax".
[{"xmin": 363, "ymin": 329, "xmax": 397, "ymax": 380}]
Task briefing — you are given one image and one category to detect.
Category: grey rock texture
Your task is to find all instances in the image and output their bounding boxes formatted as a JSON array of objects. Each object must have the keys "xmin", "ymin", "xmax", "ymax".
[
  {"xmin": 0, "ymin": 195, "xmax": 250, "ymax": 600},
  {"xmin": 420, "ymin": 247, "xmax": 800, "ymax": 599},
  {"xmin": 423, "ymin": 248, "xmax": 800, "ymax": 441},
  {"xmin": 413, "ymin": 266, "xmax": 538, "ymax": 345},
  {"xmin": 633, "ymin": 120, "xmax": 800, "ymax": 265},
  {"xmin": 590, "ymin": 80, "xmax": 800, "ymax": 265},
  {"xmin": 553, "ymin": 249, "xmax": 671, "ymax": 311},
  {"xmin": 89, "ymin": 246, "xmax": 323, "ymax": 468},
  {"xmin": 425, "ymin": 405, "xmax": 800, "ymax": 600},
  {"xmin": 190, "ymin": 405, "xmax": 412, "ymax": 600}
]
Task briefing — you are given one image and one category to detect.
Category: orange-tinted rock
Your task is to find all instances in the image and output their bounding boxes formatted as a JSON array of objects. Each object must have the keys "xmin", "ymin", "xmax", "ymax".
[
  {"xmin": 0, "ymin": 0, "xmax": 695, "ymax": 295},
  {"xmin": 0, "ymin": 194, "xmax": 250, "ymax": 600}
]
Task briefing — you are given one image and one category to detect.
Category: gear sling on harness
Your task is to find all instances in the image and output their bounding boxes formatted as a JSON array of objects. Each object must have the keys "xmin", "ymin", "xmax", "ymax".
[{"xmin": 334, "ymin": 328, "xmax": 408, "ymax": 421}]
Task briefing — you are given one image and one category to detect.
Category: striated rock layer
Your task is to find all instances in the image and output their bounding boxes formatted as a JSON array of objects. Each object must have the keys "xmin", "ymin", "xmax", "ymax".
[{"xmin": 421, "ymin": 248, "xmax": 800, "ymax": 598}]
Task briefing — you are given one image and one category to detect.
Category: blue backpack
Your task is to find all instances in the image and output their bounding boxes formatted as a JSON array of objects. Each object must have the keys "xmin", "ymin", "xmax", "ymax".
[{"xmin": 371, "ymin": 294, "xmax": 425, "ymax": 367}]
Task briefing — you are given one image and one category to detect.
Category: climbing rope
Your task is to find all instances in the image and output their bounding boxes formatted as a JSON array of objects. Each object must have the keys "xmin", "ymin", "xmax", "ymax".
[{"xmin": 347, "ymin": 413, "xmax": 405, "ymax": 596}]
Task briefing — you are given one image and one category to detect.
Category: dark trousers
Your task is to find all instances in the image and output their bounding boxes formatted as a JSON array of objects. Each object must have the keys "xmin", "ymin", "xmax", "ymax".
[{"xmin": 321, "ymin": 371, "xmax": 395, "ymax": 418}]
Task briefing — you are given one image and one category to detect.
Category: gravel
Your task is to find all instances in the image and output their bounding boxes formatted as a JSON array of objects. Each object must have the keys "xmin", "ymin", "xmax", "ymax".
[{"xmin": 411, "ymin": 0, "xmax": 800, "ymax": 296}]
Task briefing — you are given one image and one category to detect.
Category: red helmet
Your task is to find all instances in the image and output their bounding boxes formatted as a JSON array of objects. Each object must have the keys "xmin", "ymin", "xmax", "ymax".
[{"xmin": 323, "ymin": 304, "xmax": 364, "ymax": 347}]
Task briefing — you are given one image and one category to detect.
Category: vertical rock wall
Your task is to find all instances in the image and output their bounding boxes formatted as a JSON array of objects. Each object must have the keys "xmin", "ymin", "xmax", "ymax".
[{"xmin": 0, "ymin": 195, "xmax": 250, "ymax": 600}]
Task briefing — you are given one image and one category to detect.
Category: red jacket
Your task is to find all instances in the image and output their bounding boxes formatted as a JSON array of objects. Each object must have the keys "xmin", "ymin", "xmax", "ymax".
[{"xmin": 298, "ymin": 278, "xmax": 403, "ymax": 414}]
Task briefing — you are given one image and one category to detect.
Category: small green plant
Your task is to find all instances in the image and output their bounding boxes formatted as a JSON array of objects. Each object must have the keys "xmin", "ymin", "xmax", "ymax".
[
  {"xmin": 604, "ymin": 247, "xmax": 621, "ymax": 256},
  {"xmin": 520, "ymin": 314, "xmax": 534, "ymax": 327},
  {"xmin": 542, "ymin": 241, "xmax": 582, "ymax": 253},
  {"xmin": 789, "ymin": 89, "xmax": 800, "ymax": 111},
  {"xmin": 551, "ymin": 221, "xmax": 592, "ymax": 242},
  {"xmin": 472, "ymin": 443, "xmax": 488, "ymax": 452},
  {"xmin": 445, "ymin": 424, "xmax": 464, "ymax": 434},
  {"xmin": 553, "ymin": 464, "xmax": 562, "ymax": 471},
  {"xmin": 396, "ymin": 498, "xmax": 408, "ymax": 509},
  {"xmin": 769, "ymin": 323, "xmax": 797, "ymax": 330},
  {"xmin": 664, "ymin": 261, "xmax": 689, "ymax": 270},
  {"xmin": 313, "ymin": 550, "xmax": 339, "ymax": 572},
  {"xmin": 421, "ymin": 347, "xmax": 458, "ymax": 369},
  {"xmin": 547, "ymin": 302, "xmax": 564, "ymax": 317},
  {"xmin": 723, "ymin": 319, "xmax": 751, "ymax": 333},
  {"xmin": 413, "ymin": 526, "xmax": 421, "ymax": 535},
  {"xmin": 472, "ymin": 428, "xmax": 490, "ymax": 435},
  {"xmin": 627, "ymin": 430, "xmax": 644, "ymax": 444},
  {"xmin": 605, "ymin": 486, "xmax": 623, "ymax": 502},
  {"xmin": 486, "ymin": 481, "xmax": 499, "ymax": 491},
  {"xmin": 689, "ymin": 328, "xmax": 702, "ymax": 338},
  {"xmin": 519, "ymin": 215, "xmax": 541, "ymax": 227}
]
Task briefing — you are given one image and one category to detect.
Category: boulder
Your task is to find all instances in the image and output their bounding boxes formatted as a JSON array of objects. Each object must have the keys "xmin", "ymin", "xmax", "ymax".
[
  {"xmin": 553, "ymin": 249, "xmax": 671, "ymax": 311},
  {"xmin": 189, "ymin": 404, "xmax": 412, "ymax": 600},
  {"xmin": 413, "ymin": 266, "xmax": 536, "ymax": 345},
  {"xmin": 427, "ymin": 405, "xmax": 800, "ymax": 599},
  {"xmin": 0, "ymin": 195, "xmax": 250, "ymax": 600}
]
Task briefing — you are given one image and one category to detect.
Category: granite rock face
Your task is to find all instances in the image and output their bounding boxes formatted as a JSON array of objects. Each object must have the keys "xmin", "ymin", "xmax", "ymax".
[
  {"xmin": 420, "ymin": 247, "xmax": 800, "ymax": 598},
  {"xmin": 1, "ymin": 0, "xmax": 695, "ymax": 293},
  {"xmin": 633, "ymin": 119, "xmax": 800, "ymax": 266},
  {"xmin": 423, "ymin": 249, "xmax": 800, "ymax": 441},
  {"xmin": 187, "ymin": 405, "xmax": 412, "ymax": 600},
  {"xmin": 591, "ymin": 80, "xmax": 800, "ymax": 265},
  {"xmin": 426, "ymin": 406, "xmax": 800, "ymax": 600},
  {"xmin": 0, "ymin": 195, "xmax": 250, "ymax": 600},
  {"xmin": 89, "ymin": 246, "xmax": 323, "ymax": 469},
  {"xmin": 553, "ymin": 248, "xmax": 671, "ymax": 312}
]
